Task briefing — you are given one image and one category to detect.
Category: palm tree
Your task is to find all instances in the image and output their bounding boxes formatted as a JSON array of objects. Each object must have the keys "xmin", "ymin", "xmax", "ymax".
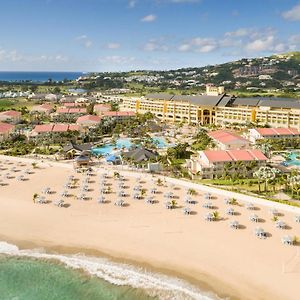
[
  {"xmin": 254, "ymin": 166, "xmax": 280, "ymax": 193},
  {"xmin": 271, "ymin": 215, "xmax": 279, "ymax": 222},
  {"xmin": 140, "ymin": 189, "xmax": 147, "ymax": 197},
  {"xmin": 33, "ymin": 193, "xmax": 38, "ymax": 203},
  {"xmin": 212, "ymin": 211, "xmax": 219, "ymax": 221},
  {"xmin": 170, "ymin": 200, "xmax": 177, "ymax": 209},
  {"xmin": 293, "ymin": 236, "xmax": 299, "ymax": 245},
  {"xmin": 187, "ymin": 188, "xmax": 197, "ymax": 196},
  {"xmin": 229, "ymin": 198, "xmax": 238, "ymax": 205},
  {"xmin": 157, "ymin": 178, "xmax": 163, "ymax": 186},
  {"xmin": 113, "ymin": 172, "xmax": 120, "ymax": 178}
]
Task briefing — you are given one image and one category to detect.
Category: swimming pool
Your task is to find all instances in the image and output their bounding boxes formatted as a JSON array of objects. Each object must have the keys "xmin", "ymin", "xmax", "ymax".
[
  {"xmin": 92, "ymin": 137, "xmax": 172, "ymax": 156},
  {"xmin": 282, "ymin": 151, "xmax": 300, "ymax": 166}
]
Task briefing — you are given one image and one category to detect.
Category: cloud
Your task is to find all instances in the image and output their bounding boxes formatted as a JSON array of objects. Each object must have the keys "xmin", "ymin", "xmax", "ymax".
[
  {"xmin": 98, "ymin": 55, "xmax": 136, "ymax": 65},
  {"xmin": 141, "ymin": 14, "xmax": 157, "ymax": 22},
  {"xmin": 282, "ymin": 3, "xmax": 300, "ymax": 21},
  {"xmin": 0, "ymin": 47, "xmax": 69, "ymax": 65},
  {"xmin": 225, "ymin": 28, "xmax": 251, "ymax": 37},
  {"xmin": 178, "ymin": 37, "xmax": 218, "ymax": 53},
  {"xmin": 106, "ymin": 43, "xmax": 121, "ymax": 49},
  {"xmin": 128, "ymin": 0, "xmax": 137, "ymax": 8},
  {"xmin": 75, "ymin": 35, "xmax": 93, "ymax": 48},
  {"xmin": 142, "ymin": 38, "xmax": 169, "ymax": 51}
]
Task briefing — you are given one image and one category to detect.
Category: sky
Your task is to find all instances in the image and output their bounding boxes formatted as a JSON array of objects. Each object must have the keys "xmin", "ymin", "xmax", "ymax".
[{"xmin": 1, "ymin": 0, "xmax": 300, "ymax": 72}]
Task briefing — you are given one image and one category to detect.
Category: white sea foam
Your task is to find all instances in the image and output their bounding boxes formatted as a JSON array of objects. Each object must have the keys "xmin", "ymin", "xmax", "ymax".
[{"xmin": 0, "ymin": 241, "xmax": 223, "ymax": 300}]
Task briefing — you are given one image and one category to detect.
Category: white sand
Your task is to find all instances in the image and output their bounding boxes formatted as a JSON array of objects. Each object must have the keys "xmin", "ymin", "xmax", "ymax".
[{"xmin": 0, "ymin": 155, "xmax": 300, "ymax": 300}]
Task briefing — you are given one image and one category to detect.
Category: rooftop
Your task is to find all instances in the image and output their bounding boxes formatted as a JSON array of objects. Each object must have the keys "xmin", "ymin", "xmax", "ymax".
[
  {"xmin": 254, "ymin": 127, "xmax": 300, "ymax": 136},
  {"xmin": 208, "ymin": 130, "xmax": 248, "ymax": 145},
  {"xmin": 203, "ymin": 149, "xmax": 267, "ymax": 163},
  {"xmin": 0, "ymin": 122, "xmax": 15, "ymax": 133}
]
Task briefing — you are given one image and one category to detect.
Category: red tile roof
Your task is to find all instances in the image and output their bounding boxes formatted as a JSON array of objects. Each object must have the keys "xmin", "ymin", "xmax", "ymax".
[
  {"xmin": 57, "ymin": 108, "xmax": 86, "ymax": 114},
  {"xmin": 52, "ymin": 124, "xmax": 69, "ymax": 132},
  {"xmin": 76, "ymin": 115, "xmax": 101, "ymax": 124},
  {"xmin": 33, "ymin": 123, "xmax": 80, "ymax": 133},
  {"xmin": 0, "ymin": 110, "xmax": 21, "ymax": 117},
  {"xmin": 203, "ymin": 149, "xmax": 267, "ymax": 163},
  {"xmin": 0, "ymin": 122, "xmax": 15, "ymax": 133},
  {"xmin": 255, "ymin": 128, "xmax": 300, "ymax": 136},
  {"xmin": 57, "ymin": 108, "xmax": 69, "ymax": 114},
  {"xmin": 34, "ymin": 124, "xmax": 54, "ymax": 133},
  {"xmin": 204, "ymin": 150, "xmax": 232, "ymax": 162},
  {"xmin": 94, "ymin": 104, "xmax": 111, "ymax": 111},
  {"xmin": 68, "ymin": 124, "xmax": 80, "ymax": 131},
  {"xmin": 103, "ymin": 111, "xmax": 135, "ymax": 117},
  {"xmin": 208, "ymin": 130, "xmax": 248, "ymax": 145}
]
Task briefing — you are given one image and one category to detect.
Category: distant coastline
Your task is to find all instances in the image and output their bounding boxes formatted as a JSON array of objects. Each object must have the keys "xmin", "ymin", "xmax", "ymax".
[{"xmin": 0, "ymin": 71, "xmax": 84, "ymax": 83}]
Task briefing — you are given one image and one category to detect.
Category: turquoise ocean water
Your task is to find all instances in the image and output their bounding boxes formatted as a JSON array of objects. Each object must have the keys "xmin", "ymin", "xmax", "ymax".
[{"xmin": 0, "ymin": 242, "xmax": 220, "ymax": 300}]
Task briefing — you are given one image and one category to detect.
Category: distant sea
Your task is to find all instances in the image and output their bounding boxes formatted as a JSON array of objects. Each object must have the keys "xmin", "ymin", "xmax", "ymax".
[{"xmin": 0, "ymin": 71, "xmax": 84, "ymax": 83}]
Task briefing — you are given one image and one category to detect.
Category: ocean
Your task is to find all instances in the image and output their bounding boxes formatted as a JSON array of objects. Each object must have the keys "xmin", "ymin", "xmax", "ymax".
[
  {"xmin": 0, "ymin": 242, "xmax": 221, "ymax": 300},
  {"xmin": 0, "ymin": 72, "xmax": 84, "ymax": 83}
]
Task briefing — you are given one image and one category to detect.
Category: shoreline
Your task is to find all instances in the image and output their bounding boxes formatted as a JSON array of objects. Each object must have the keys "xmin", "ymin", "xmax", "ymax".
[
  {"xmin": 0, "ymin": 155, "xmax": 299, "ymax": 300},
  {"xmin": 0, "ymin": 237, "xmax": 230, "ymax": 300}
]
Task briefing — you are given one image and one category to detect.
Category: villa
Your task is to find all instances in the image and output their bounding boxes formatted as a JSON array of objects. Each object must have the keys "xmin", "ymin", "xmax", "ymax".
[
  {"xmin": 0, "ymin": 110, "xmax": 21, "ymax": 124},
  {"xmin": 76, "ymin": 115, "xmax": 101, "ymax": 127},
  {"xmin": 102, "ymin": 111, "xmax": 136, "ymax": 121},
  {"xmin": 249, "ymin": 128, "xmax": 300, "ymax": 143},
  {"xmin": 31, "ymin": 104, "xmax": 53, "ymax": 115},
  {"xmin": 208, "ymin": 130, "xmax": 250, "ymax": 150},
  {"xmin": 187, "ymin": 149, "xmax": 267, "ymax": 179},
  {"xmin": 31, "ymin": 123, "xmax": 80, "ymax": 136},
  {"xmin": 0, "ymin": 123, "xmax": 15, "ymax": 142},
  {"xmin": 94, "ymin": 104, "xmax": 111, "ymax": 115},
  {"xmin": 56, "ymin": 108, "xmax": 86, "ymax": 115}
]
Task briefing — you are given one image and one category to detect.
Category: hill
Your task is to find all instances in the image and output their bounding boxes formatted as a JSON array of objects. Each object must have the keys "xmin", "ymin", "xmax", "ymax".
[{"xmin": 79, "ymin": 52, "xmax": 300, "ymax": 97}]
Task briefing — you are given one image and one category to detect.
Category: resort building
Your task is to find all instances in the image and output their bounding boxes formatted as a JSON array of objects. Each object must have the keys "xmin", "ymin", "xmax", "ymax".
[
  {"xmin": 121, "ymin": 86, "xmax": 300, "ymax": 129},
  {"xmin": 56, "ymin": 108, "xmax": 86, "ymax": 115},
  {"xmin": 31, "ymin": 123, "xmax": 80, "ymax": 137},
  {"xmin": 0, "ymin": 110, "xmax": 21, "ymax": 124},
  {"xmin": 187, "ymin": 149, "xmax": 267, "ymax": 179},
  {"xmin": 76, "ymin": 115, "xmax": 101, "ymax": 127},
  {"xmin": 94, "ymin": 104, "xmax": 111, "ymax": 115},
  {"xmin": 0, "ymin": 123, "xmax": 15, "ymax": 142},
  {"xmin": 208, "ymin": 130, "xmax": 250, "ymax": 150},
  {"xmin": 31, "ymin": 104, "xmax": 53, "ymax": 115},
  {"xmin": 249, "ymin": 128, "xmax": 300, "ymax": 143},
  {"xmin": 102, "ymin": 111, "xmax": 136, "ymax": 121}
]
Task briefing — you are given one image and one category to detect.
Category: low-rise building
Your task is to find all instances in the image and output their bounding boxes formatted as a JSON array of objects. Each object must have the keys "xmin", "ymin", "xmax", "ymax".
[
  {"xmin": 94, "ymin": 104, "xmax": 111, "ymax": 115},
  {"xmin": 249, "ymin": 128, "xmax": 300, "ymax": 143},
  {"xmin": 187, "ymin": 149, "xmax": 267, "ymax": 179},
  {"xmin": 0, "ymin": 123, "xmax": 15, "ymax": 142},
  {"xmin": 31, "ymin": 123, "xmax": 80, "ymax": 137},
  {"xmin": 102, "ymin": 111, "xmax": 135, "ymax": 121},
  {"xmin": 56, "ymin": 108, "xmax": 86, "ymax": 114},
  {"xmin": 31, "ymin": 104, "xmax": 53, "ymax": 115},
  {"xmin": 208, "ymin": 130, "xmax": 250, "ymax": 150},
  {"xmin": 0, "ymin": 111, "xmax": 21, "ymax": 124},
  {"xmin": 76, "ymin": 115, "xmax": 101, "ymax": 127}
]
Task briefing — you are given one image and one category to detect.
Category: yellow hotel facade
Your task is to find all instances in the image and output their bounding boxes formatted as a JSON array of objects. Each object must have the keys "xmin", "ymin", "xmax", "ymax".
[{"xmin": 121, "ymin": 86, "xmax": 300, "ymax": 129}]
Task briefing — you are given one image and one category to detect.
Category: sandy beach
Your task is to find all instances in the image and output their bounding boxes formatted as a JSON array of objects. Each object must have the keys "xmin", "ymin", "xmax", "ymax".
[{"xmin": 0, "ymin": 155, "xmax": 300, "ymax": 300}]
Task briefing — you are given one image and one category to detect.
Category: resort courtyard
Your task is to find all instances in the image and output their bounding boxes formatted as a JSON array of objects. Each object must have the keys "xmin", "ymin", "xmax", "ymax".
[{"xmin": 0, "ymin": 155, "xmax": 300, "ymax": 300}]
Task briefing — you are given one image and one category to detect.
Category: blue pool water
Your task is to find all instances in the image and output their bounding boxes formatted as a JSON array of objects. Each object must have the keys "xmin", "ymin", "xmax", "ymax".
[
  {"xmin": 92, "ymin": 137, "xmax": 172, "ymax": 156},
  {"xmin": 283, "ymin": 152, "xmax": 300, "ymax": 166}
]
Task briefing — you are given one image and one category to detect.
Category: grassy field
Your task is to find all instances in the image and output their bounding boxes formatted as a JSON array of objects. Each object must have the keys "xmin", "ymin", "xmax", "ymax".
[{"xmin": 0, "ymin": 98, "xmax": 37, "ymax": 110}]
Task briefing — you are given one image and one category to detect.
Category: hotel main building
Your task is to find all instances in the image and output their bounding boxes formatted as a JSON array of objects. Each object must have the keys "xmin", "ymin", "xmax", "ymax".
[{"xmin": 122, "ymin": 86, "xmax": 300, "ymax": 129}]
